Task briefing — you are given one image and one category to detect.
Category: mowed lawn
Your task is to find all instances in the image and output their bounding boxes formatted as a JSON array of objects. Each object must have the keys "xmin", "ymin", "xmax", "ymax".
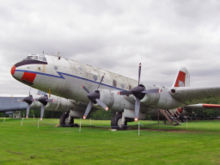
[{"xmin": 0, "ymin": 119, "xmax": 220, "ymax": 165}]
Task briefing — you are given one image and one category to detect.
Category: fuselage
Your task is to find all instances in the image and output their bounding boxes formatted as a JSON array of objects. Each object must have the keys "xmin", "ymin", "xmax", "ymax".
[{"xmin": 11, "ymin": 54, "xmax": 183, "ymax": 113}]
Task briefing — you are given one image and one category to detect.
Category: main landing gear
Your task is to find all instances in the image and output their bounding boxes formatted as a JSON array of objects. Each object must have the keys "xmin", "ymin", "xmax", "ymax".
[
  {"xmin": 59, "ymin": 111, "xmax": 79, "ymax": 127},
  {"xmin": 111, "ymin": 112, "xmax": 128, "ymax": 130}
]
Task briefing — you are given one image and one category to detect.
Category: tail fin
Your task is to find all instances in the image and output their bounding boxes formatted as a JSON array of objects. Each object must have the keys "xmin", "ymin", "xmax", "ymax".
[{"xmin": 172, "ymin": 67, "xmax": 190, "ymax": 87}]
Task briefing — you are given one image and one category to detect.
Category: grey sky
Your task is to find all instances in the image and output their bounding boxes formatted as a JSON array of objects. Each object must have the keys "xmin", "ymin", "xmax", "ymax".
[{"xmin": 1, "ymin": 0, "xmax": 220, "ymax": 94}]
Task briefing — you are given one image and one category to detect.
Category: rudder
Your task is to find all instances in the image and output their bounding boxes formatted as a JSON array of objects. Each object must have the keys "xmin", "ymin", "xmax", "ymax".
[{"xmin": 173, "ymin": 67, "xmax": 190, "ymax": 87}]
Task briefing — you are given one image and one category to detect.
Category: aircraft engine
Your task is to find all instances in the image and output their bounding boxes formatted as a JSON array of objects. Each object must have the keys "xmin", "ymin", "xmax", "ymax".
[
  {"xmin": 44, "ymin": 96, "xmax": 74, "ymax": 112},
  {"xmin": 142, "ymin": 92, "xmax": 160, "ymax": 106},
  {"xmin": 99, "ymin": 90, "xmax": 134, "ymax": 111}
]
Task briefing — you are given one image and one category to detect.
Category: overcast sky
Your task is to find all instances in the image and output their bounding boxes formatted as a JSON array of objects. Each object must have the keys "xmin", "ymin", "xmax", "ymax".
[{"xmin": 1, "ymin": 0, "xmax": 220, "ymax": 94}]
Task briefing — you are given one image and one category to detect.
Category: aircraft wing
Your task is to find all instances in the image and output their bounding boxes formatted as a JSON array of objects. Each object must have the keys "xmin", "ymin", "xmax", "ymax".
[
  {"xmin": 170, "ymin": 87, "xmax": 220, "ymax": 105},
  {"xmin": 0, "ymin": 96, "xmax": 27, "ymax": 112}
]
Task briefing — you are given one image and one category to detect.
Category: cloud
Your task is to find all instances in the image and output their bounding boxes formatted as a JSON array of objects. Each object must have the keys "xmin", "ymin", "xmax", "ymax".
[{"xmin": 0, "ymin": 0, "xmax": 220, "ymax": 94}]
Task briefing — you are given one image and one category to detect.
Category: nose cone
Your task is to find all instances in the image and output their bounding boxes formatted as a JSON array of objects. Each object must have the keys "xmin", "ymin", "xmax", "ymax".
[
  {"xmin": 11, "ymin": 65, "xmax": 16, "ymax": 76},
  {"xmin": 10, "ymin": 64, "xmax": 36, "ymax": 85},
  {"xmin": 10, "ymin": 65, "xmax": 23, "ymax": 80}
]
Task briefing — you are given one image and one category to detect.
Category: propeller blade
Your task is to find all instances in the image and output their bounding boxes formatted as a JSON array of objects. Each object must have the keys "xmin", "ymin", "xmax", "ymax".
[
  {"xmin": 134, "ymin": 98, "xmax": 140, "ymax": 122},
  {"xmin": 97, "ymin": 74, "xmax": 105, "ymax": 90},
  {"xmin": 82, "ymin": 74, "xmax": 106, "ymax": 119},
  {"xmin": 118, "ymin": 90, "xmax": 133, "ymax": 95},
  {"xmin": 82, "ymin": 85, "xmax": 90, "ymax": 93},
  {"xmin": 96, "ymin": 99, "xmax": 109, "ymax": 111},
  {"xmin": 26, "ymin": 104, "xmax": 30, "ymax": 119},
  {"xmin": 40, "ymin": 104, "xmax": 45, "ymax": 121},
  {"xmin": 83, "ymin": 101, "xmax": 93, "ymax": 119},
  {"xmin": 142, "ymin": 88, "xmax": 160, "ymax": 94},
  {"xmin": 138, "ymin": 63, "xmax": 141, "ymax": 85}
]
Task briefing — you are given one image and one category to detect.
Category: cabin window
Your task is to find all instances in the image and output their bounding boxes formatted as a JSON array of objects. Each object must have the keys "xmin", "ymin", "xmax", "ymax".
[
  {"xmin": 54, "ymin": 66, "xmax": 58, "ymax": 70},
  {"xmin": 79, "ymin": 67, "xmax": 83, "ymax": 71},
  {"xmin": 121, "ymin": 84, "xmax": 125, "ymax": 89},
  {"xmin": 93, "ymin": 75, "xmax": 98, "ymax": 81},
  {"xmin": 113, "ymin": 80, "xmax": 117, "ymax": 87}
]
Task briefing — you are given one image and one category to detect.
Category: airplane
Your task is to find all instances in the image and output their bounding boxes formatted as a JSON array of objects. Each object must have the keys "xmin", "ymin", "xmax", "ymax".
[
  {"xmin": 10, "ymin": 53, "xmax": 220, "ymax": 129},
  {"xmin": 0, "ymin": 91, "xmax": 82, "ymax": 126}
]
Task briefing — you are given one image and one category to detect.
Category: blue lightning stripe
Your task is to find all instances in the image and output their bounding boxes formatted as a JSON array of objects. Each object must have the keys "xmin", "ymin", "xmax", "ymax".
[{"xmin": 15, "ymin": 69, "xmax": 124, "ymax": 91}]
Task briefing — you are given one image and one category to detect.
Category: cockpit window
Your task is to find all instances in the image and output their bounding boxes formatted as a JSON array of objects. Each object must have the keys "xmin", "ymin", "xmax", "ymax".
[
  {"xmin": 26, "ymin": 56, "xmax": 37, "ymax": 60},
  {"xmin": 39, "ymin": 56, "xmax": 47, "ymax": 62},
  {"xmin": 25, "ymin": 54, "xmax": 47, "ymax": 62},
  {"xmin": 15, "ymin": 54, "xmax": 48, "ymax": 67}
]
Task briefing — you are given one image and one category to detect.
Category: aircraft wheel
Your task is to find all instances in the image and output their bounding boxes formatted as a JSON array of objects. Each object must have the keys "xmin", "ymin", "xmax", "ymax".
[
  {"xmin": 60, "ymin": 111, "xmax": 77, "ymax": 127},
  {"xmin": 111, "ymin": 112, "xmax": 127, "ymax": 130}
]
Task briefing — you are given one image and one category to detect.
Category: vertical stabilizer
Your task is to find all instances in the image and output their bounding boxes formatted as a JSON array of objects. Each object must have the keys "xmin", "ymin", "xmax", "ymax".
[{"xmin": 172, "ymin": 67, "xmax": 190, "ymax": 87}]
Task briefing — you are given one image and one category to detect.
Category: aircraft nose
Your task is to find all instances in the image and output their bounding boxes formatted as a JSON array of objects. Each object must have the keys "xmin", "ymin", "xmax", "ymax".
[
  {"xmin": 11, "ymin": 65, "xmax": 16, "ymax": 76},
  {"xmin": 10, "ymin": 65, "xmax": 23, "ymax": 80},
  {"xmin": 10, "ymin": 64, "xmax": 36, "ymax": 85}
]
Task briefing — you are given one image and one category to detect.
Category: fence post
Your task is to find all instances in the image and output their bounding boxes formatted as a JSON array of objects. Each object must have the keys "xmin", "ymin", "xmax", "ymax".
[
  {"xmin": 138, "ymin": 121, "xmax": 141, "ymax": 136},
  {"xmin": 79, "ymin": 118, "xmax": 82, "ymax": 132}
]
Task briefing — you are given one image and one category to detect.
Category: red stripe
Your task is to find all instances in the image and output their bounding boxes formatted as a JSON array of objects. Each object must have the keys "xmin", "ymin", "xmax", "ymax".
[
  {"xmin": 21, "ymin": 72, "xmax": 36, "ymax": 83},
  {"xmin": 202, "ymin": 104, "xmax": 220, "ymax": 108}
]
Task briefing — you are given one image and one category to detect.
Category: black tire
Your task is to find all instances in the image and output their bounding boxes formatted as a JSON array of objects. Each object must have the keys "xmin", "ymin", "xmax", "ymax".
[
  {"xmin": 59, "ymin": 111, "xmax": 75, "ymax": 127},
  {"xmin": 60, "ymin": 112, "xmax": 68, "ymax": 127},
  {"xmin": 68, "ymin": 116, "xmax": 74, "ymax": 127},
  {"xmin": 111, "ymin": 112, "xmax": 127, "ymax": 130}
]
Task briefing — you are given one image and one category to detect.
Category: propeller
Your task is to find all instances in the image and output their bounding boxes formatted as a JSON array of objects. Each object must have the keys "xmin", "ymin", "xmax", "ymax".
[
  {"xmin": 118, "ymin": 63, "xmax": 159, "ymax": 121},
  {"xmin": 82, "ymin": 74, "xmax": 109, "ymax": 119},
  {"xmin": 37, "ymin": 94, "xmax": 53, "ymax": 120},
  {"xmin": 22, "ymin": 94, "xmax": 34, "ymax": 119}
]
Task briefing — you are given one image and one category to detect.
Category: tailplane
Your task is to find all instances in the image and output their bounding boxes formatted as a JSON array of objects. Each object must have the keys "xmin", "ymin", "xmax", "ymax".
[{"xmin": 172, "ymin": 67, "xmax": 190, "ymax": 87}]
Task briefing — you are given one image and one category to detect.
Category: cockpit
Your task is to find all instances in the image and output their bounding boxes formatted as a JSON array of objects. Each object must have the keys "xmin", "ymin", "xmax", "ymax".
[
  {"xmin": 15, "ymin": 54, "xmax": 48, "ymax": 67},
  {"xmin": 24, "ymin": 55, "xmax": 47, "ymax": 62}
]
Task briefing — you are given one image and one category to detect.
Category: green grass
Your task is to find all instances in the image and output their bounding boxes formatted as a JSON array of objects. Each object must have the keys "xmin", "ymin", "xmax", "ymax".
[{"xmin": 0, "ymin": 118, "xmax": 220, "ymax": 165}]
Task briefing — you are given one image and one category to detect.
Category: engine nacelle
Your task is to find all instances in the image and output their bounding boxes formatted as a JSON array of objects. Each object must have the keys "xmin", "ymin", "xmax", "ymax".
[
  {"xmin": 142, "ymin": 93, "xmax": 160, "ymax": 106},
  {"xmin": 46, "ymin": 96, "xmax": 74, "ymax": 111},
  {"xmin": 99, "ymin": 90, "xmax": 134, "ymax": 111}
]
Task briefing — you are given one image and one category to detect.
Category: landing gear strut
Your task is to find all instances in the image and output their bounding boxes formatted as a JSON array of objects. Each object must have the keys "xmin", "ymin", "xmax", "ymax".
[
  {"xmin": 111, "ymin": 112, "xmax": 127, "ymax": 130},
  {"xmin": 60, "ymin": 111, "xmax": 78, "ymax": 127}
]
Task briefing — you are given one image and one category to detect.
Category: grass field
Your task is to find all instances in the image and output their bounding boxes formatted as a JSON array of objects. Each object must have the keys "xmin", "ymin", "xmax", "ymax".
[{"xmin": 0, "ymin": 118, "xmax": 220, "ymax": 165}]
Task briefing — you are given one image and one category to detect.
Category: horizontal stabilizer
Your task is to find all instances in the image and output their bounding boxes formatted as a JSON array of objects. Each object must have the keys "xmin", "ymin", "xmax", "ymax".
[{"xmin": 185, "ymin": 104, "xmax": 220, "ymax": 109}]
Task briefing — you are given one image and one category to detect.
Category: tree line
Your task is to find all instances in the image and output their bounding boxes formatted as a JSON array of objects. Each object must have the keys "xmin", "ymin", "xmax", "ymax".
[{"xmin": 1, "ymin": 96, "xmax": 220, "ymax": 120}]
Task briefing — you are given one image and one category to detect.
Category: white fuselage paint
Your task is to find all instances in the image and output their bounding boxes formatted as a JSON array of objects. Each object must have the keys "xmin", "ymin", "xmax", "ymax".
[{"xmin": 14, "ymin": 55, "xmax": 183, "ymax": 114}]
